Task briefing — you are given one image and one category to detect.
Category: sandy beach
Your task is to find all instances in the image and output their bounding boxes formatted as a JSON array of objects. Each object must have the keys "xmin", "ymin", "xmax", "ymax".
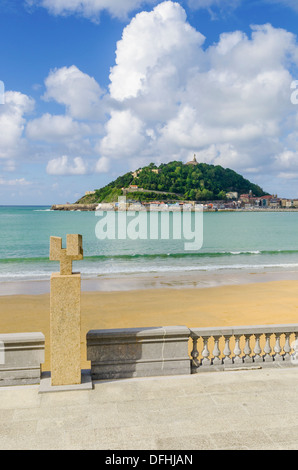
[{"xmin": 1, "ymin": 276, "xmax": 298, "ymax": 371}]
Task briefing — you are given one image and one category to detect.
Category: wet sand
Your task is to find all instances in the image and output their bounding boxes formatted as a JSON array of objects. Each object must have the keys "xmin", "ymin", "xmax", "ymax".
[{"xmin": 1, "ymin": 278, "xmax": 298, "ymax": 371}]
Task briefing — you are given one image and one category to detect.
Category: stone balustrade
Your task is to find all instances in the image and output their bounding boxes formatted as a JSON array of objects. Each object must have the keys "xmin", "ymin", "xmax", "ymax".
[{"xmin": 190, "ymin": 324, "xmax": 298, "ymax": 372}]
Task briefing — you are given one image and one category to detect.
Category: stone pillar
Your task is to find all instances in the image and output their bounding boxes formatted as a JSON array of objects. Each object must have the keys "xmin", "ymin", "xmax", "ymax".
[{"xmin": 49, "ymin": 234, "xmax": 83, "ymax": 386}]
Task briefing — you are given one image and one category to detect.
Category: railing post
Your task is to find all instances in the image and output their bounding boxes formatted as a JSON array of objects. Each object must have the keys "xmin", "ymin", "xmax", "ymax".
[
  {"xmin": 233, "ymin": 335, "xmax": 243, "ymax": 365},
  {"xmin": 212, "ymin": 335, "xmax": 221, "ymax": 366},
  {"xmin": 243, "ymin": 334, "xmax": 253, "ymax": 363},
  {"xmin": 284, "ymin": 333, "xmax": 291, "ymax": 362},
  {"xmin": 201, "ymin": 336, "xmax": 211, "ymax": 366},
  {"xmin": 223, "ymin": 335, "xmax": 233, "ymax": 366},
  {"xmin": 274, "ymin": 333, "xmax": 283, "ymax": 362},
  {"xmin": 253, "ymin": 334, "xmax": 263, "ymax": 363},
  {"xmin": 263, "ymin": 333, "xmax": 273, "ymax": 362}
]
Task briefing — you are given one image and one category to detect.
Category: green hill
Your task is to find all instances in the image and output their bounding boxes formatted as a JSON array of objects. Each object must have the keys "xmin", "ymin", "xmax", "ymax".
[{"xmin": 76, "ymin": 160, "xmax": 268, "ymax": 204}]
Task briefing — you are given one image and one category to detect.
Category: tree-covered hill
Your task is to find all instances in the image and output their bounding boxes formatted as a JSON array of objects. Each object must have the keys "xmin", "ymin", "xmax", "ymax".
[{"xmin": 76, "ymin": 160, "xmax": 268, "ymax": 204}]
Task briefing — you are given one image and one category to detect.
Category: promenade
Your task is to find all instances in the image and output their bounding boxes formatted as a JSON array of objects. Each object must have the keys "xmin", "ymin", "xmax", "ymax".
[{"xmin": 1, "ymin": 367, "xmax": 298, "ymax": 450}]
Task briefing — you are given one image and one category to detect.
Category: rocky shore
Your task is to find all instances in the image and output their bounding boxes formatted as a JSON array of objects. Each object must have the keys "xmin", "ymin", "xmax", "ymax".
[{"xmin": 51, "ymin": 204, "xmax": 98, "ymax": 211}]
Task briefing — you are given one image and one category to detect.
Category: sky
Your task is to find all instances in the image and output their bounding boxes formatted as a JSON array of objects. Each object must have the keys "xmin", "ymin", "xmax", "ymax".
[{"xmin": 1, "ymin": 0, "xmax": 298, "ymax": 204}]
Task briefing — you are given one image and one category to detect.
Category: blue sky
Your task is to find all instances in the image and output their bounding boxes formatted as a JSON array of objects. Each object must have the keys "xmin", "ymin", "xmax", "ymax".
[{"xmin": 1, "ymin": 0, "xmax": 298, "ymax": 204}]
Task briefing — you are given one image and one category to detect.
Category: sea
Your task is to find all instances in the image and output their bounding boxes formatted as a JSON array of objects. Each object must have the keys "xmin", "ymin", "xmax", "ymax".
[{"xmin": 1, "ymin": 205, "xmax": 298, "ymax": 292}]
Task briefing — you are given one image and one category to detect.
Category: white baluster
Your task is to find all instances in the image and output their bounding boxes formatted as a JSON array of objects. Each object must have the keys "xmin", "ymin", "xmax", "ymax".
[
  {"xmin": 201, "ymin": 336, "xmax": 211, "ymax": 366},
  {"xmin": 243, "ymin": 334, "xmax": 253, "ymax": 363},
  {"xmin": 274, "ymin": 333, "xmax": 283, "ymax": 362},
  {"xmin": 233, "ymin": 335, "xmax": 243, "ymax": 365},
  {"xmin": 284, "ymin": 333, "xmax": 291, "ymax": 361},
  {"xmin": 212, "ymin": 335, "xmax": 221, "ymax": 366},
  {"xmin": 263, "ymin": 333, "xmax": 273, "ymax": 362},
  {"xmin": 253, "ymin": 334, "xmax": 263, "ymax": 362},
  {"xmin": 223, "ymin": 335, "xmax": 233, "ymax": 366}
]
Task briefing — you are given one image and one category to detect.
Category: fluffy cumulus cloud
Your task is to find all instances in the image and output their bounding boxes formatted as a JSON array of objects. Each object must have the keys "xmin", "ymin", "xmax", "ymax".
[
  {"xmin": 97, "ymin": 1, "xmax": 298, "ymax": 188},
  {"xmin": 26, "ymin": 0, "xmax": 158, "ymax": 21},
  {"xmin": 24, "ymin": 66, "xmax": 106, "ymax": 173},
  {"xmin": 0, "ymin": 91, "xmax": 35, "ymax": 166},
  {"xmin": 98, "ymin": 110, "xmax": 146, "ymax": 158},
  {"xmin": 46, "ymin": 155, "xmax": 88, "ymax": 175},
  {"xmin": 43, "ymin": 65, "xmax": 105, "ymax": 120},
  {"xmin": 109, "ymin": 1, "xmax": 205, "ymax": 102},
  {"xmin": 26, "ymin": 113, "xmax": 92, "ymax": 142}
]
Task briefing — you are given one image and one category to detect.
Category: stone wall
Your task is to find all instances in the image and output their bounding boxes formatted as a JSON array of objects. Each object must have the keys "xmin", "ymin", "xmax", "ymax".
[
  {"xmin": 0, "ymin": 333, "xmax": 45, "ymax": 386},
  {"xmin": 87, "ymin": 326, "xmax": 191, "ymax": 380}
]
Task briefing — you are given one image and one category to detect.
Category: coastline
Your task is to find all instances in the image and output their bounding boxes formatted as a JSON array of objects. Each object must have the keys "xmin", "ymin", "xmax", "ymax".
[{"xmin": 1, "ymin": 267, "xmax": 298, "ymax": 295}]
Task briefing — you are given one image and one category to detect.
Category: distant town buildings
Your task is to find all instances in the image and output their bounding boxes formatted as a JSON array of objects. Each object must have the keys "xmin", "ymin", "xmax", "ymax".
[
  {"xmin": 131, "ymin": 168, "xmax": 160, "ymax": 178},
  {"xmin": 226, "ymin": 192, "xmax": 238, "ymax": 199}
]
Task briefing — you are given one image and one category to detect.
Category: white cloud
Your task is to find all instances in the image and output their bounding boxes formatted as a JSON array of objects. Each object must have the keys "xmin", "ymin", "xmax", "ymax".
[
  {"xmin": 43, "ymin": 65, "xmax": 105, "ymax": 120},
  {"xmin": 26, "ymin": 0, "xmax": 158, "ymax": 21},
  {"xmin": 0, "ymin": 176, "xmax": 31, "ymax": 186},
  {"xmin": 0, "ymin": 91, "xmax": 34, "ymax": 161},
  {"xmin": 99, "ymin": 109, "xmax": 146, "ymax": 158},
  {"xmin": 46, "ymin": 155, "xmax": 88, "ymax": 175},
  {"xmin": 26, "ymin": 113, "xmax": 91, "ymax": 142},
  {"xmin": 95, "ymin": 156, "xmax": 110, "ymax": 173},
  {"xmin": 109, "ymin": 1, "xmax": 205, "ymax": 102},
  {"xmin": 274, "ymin": 149, "xmax": 298, "ymax": 170}
]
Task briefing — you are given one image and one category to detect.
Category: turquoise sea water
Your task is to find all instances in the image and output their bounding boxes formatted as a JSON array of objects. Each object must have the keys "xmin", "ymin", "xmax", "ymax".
[{"xmin": 1, "ymin": 206, "xmax": 298, "ymax": 282}]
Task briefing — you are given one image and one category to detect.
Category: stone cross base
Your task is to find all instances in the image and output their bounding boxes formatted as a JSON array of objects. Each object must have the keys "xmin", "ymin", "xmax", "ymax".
[{"xmin": 50, "ymin": 273, "xmax": 81, "ymax": 386}]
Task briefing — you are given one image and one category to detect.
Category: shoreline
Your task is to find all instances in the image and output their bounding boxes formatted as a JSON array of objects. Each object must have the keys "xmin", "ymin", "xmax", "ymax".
[{"xmin": 1, "ymin": 267, "xmax": 298, "ymax": 295}]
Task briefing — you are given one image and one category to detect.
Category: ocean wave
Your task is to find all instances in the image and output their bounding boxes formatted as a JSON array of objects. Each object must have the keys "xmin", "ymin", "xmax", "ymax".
[
  {"xmin": 1, "ymin": 249, "xmax": 298, "ymax": 263},
  {"xmin": 1, "ymin": 262, "xmax": 298, "ymax": 281}
]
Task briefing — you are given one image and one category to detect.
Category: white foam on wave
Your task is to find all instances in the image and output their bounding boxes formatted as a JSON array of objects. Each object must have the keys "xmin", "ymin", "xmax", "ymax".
[{"xmin": 2, "ymin": 261, "xmax": 298, "ymax": 281}]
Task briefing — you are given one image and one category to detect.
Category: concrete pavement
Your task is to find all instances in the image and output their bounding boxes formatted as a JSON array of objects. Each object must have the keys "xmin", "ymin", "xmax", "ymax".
[{"xmin": 1, "ymin": 367, "xmax": 298, "ymax": 450}]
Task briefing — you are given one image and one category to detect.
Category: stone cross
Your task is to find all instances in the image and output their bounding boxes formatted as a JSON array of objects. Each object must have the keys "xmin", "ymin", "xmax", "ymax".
[
  {"xmin": 50, "ymin": 234, "xmax": 83, "ymax": 275},
  {"xmin": 49, "ymin": 234, "xmax": 83, "ymax": 387}
]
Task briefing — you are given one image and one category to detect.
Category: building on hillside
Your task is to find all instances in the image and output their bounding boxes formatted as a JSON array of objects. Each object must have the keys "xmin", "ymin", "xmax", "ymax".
[
  {"xmin": 186, "ymin": 154, "xmax": 199, "ymax": 166},
  {"xmin": 85, "ymin": 190, "xmax": 95, "ymax": 196},
  {"xmin": 239, "ymin": 194, "xmax": 251, "ymax": 204},
  {"xmin": 131, "ymin": 168, "xmax": 160, "ymax": 178},
  {"xmin": 226, "ymin": 192, "xmax": 238, "ymax": 199}
]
